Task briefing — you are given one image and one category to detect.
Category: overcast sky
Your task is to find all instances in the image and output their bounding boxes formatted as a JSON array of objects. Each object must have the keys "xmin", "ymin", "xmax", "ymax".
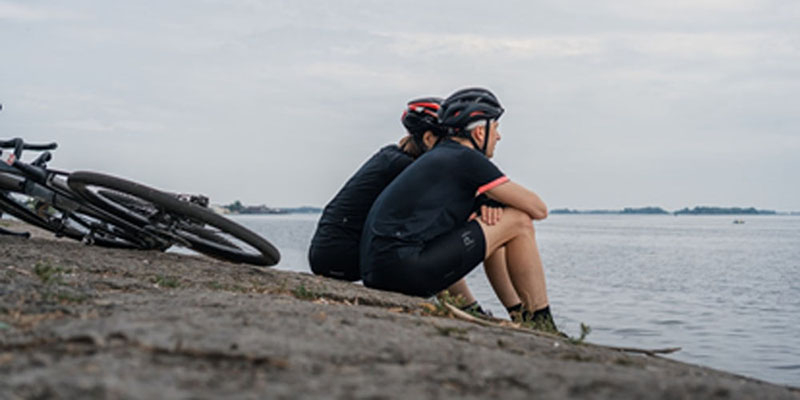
[{"xmin": 2, "ymin": 0, "xmax": 798, "ymax": 210}]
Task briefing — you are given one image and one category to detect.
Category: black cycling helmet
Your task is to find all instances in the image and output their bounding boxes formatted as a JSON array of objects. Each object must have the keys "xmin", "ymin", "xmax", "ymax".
[
  {"xmin": 401, "ymin": 97, "xmax": 443, "ymax": 154},
  {"xmin": 402, "ymin": 97, "xmax": 442, "ymax": 136},
  {"xmin": 438, "ymin": 88, "xmax": 504, "ymax": 155}
]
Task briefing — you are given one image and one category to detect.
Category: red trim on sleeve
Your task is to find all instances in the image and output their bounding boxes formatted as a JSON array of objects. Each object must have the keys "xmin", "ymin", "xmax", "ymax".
[{"xmin": 477, "ymin": 176, "xmax": 509, "ymax": 194}]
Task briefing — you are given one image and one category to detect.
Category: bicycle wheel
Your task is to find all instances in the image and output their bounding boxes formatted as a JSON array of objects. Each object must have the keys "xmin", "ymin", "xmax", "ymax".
[
  {"xmin": 49, "ymin": 176, "xmax": 171, "ymax": 250},
  {"xmin": 0, "ymin": 173, "xmax": 155, "ymax": 249},
  {"xmin": 68, "ymin": 171, "xmax": 280, "ymax": 266},
  {"xmin": 0, "ymin": 225, "xmax": 31, "ymax": 238}
]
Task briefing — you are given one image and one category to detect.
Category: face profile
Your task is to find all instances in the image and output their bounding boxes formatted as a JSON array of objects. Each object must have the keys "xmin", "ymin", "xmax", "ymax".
[{"xmin": 472, "ymin": 120, "xmax": 501, "ymax": 158}]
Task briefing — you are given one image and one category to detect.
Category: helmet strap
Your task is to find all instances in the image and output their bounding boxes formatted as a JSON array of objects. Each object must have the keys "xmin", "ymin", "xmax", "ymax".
[
  {"xmin": 468, "ymin": 135, "xmax": 483, "ymax": 155},
  {"xmin": 481, "ymin": 120, "xmax": 491, "ymax": 155},
  {"xmin": 466, "ymin": 121, "xmax": 490, "ymax": 155}
]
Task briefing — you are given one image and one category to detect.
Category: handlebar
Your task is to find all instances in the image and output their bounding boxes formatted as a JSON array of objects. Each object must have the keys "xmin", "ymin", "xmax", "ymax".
[
  {"xmin": 0, "ymin": 138, "xmax": 57, "ymax": 184},
  {"xmin": 0, "ymin": 138, "xmax": 58, "ymax": 152}
]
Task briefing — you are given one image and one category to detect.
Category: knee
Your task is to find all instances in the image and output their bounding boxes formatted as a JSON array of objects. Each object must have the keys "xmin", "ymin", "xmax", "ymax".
[{"xmin": 505, "ymin": 207, "xmax": 535, "ymax": 236}]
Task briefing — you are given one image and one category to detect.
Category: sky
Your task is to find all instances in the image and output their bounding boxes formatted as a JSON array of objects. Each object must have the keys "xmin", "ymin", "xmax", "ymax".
[{"xmin": 1, "ymin": 0, "xmax": 798, "ymax": 211}]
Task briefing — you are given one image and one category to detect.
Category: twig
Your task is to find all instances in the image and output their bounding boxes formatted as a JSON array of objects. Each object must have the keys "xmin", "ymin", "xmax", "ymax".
[{"xmin": 442, "ymin": 303, "xmax": 681, "ymax": 356}]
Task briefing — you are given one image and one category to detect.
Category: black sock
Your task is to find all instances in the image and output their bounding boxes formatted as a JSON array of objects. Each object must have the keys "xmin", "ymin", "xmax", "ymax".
[{"xmin": 506, "ymin": 303, "xmax": 523, "ymax": 314}]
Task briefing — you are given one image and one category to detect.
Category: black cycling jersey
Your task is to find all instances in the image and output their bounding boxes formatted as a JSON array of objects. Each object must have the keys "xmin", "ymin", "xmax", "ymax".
[
  {"xmin": 308, "ymin": 144, "xmax": 413, "ymax": 281},
  {"xmin": 360, "ymin": 139, "xmax": 508, "ymax": 294}
]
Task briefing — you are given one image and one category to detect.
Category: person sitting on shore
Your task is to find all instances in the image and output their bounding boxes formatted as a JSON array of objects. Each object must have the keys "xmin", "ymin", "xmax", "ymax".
[
  {"xmin": 308, "ymin": 97, "xmax": 506, "ymax": 315},
  {"xmin": 360, "ymin": 87, "xmax": 559, "ymax": 332}
]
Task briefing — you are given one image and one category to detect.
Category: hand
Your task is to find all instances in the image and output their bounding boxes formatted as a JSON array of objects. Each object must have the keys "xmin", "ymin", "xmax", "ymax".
[{"xmin": 480, "ymin": 205, "xmax": 503, "ymax": 226}]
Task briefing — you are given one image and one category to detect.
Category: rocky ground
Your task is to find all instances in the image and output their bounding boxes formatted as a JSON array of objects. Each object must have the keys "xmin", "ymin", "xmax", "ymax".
[{"xmin": 1, "ymin": 220, "xmax": 798, "ymax": 399}]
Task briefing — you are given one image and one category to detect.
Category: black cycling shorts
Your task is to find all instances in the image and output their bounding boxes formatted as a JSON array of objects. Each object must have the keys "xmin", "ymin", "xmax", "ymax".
[
  {"xmin": 363, "ymin": 220, "xmax": 486, "ymax": 298},
  {"xmin": 308, "ymin": 242, "xmax": 361, "ymax": 282}
]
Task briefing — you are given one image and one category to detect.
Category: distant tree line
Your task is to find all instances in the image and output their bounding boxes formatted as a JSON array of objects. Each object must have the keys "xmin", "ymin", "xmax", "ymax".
[
  {"xmin": 673, "ymin": 206, "xmax": 775, "ymax": 215},
  {"xmin": 222, "ymin": 201, "xmax": 321, "ymax": 215},
  {"xmin": 551, "ymin": 206, "xmax": 777, "ymax": 215}
]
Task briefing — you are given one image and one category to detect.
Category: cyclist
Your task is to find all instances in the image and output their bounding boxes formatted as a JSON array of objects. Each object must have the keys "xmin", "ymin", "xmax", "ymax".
[
  {"xmin": 308, "ymin": 97, "xmax": 505, "ymax": 314},
  {"xmin": 360, "ymin": 88, "xmax": 559, "ymax": 332}
]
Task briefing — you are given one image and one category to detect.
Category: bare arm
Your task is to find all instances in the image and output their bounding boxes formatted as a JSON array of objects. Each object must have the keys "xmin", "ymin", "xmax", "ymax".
[{"xmin": 484, "ymin": 181, "xmax": 548, "ymax": 220}]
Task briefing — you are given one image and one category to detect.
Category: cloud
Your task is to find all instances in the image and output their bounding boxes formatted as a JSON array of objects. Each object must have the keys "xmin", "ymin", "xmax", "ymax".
[
  {"xmin": 0, "ymin": 2, "xmax": 80, "ymax": 22},
  {"xmin": 384, "ymin": 30, "xmax": 799, "ymax": 61},
  {"xmin": 3, "ymin": 0, "xmax": 800, "ymax": 209}
]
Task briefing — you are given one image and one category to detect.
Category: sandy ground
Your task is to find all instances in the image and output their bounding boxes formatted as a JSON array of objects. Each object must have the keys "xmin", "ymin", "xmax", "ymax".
[{"xmin": 1, "ymin": 220, "xmax": 799, "ymax": 399}]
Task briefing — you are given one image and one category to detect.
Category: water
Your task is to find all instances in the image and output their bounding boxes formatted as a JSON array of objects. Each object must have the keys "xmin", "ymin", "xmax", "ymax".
[{"xmin": 232, "ymin": 213, "xmax": 799, "ymax": 387}]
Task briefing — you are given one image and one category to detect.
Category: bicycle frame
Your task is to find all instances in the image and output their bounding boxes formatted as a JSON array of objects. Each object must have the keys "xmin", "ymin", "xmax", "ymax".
[
  {"xmin": 0, "ymin": 138, "xmax": 167, "ymax": 248},
  {"xmin": 1, "ymin": 140, "xmax": 91, "ymax": 221}
]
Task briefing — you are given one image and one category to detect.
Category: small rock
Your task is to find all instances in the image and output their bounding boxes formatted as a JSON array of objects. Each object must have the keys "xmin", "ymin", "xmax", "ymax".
[{"xmin": 312, "ymin": 312, "xmax": 327, "ymax": 324}]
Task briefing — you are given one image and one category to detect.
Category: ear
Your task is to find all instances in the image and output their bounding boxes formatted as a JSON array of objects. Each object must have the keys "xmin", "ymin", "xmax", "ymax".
[
  {"xmin": 422, "ymin": 131, "xmax": 437, "ymax": 150},
  {"xmin": 471, "ymin": 125, "xmax": 485, "ymax": 144}
]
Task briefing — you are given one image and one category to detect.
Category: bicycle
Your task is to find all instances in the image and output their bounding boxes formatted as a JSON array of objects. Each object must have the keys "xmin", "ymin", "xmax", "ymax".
[
  {"xmin": 1, "ymin": 138, "xmax": 165, "ymax": 249},
  {"xmin": 67, "ymin": 171, "xmax": 281, "ymax": 266},
  {"xmin": 1, "ymin": 106, "xmax": 278, "ymax": 265}
]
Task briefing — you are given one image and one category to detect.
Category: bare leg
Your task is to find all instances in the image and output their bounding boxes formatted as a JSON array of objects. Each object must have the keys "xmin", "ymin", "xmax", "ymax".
[
  {"xmin": 445, "ymin": 278, "xmax": 476, "ymax": 304},
  {"xmin": 483, "ymin": 247, "xmax": 521, "ymax": 308},
  {"xmin": 477, "ymin": 207, "xmax": 550, "ymax": 311}
]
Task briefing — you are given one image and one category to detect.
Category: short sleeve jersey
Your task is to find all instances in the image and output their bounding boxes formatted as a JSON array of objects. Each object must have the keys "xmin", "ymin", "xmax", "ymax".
[
  {"xmin": 310, "ymin": 145, "xmax": 413, "ymax": 250},
  {"xmin": 361, "ymin": 139, "xmax": 508, "ymax": 271}
]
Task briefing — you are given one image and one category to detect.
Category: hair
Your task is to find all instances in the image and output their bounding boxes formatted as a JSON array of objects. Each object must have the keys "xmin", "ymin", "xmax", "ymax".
[
  {"xmin": 465, "ymin": 119, "xmax": 489, "ymax": 132},
  {"xmin": 398, "ymin": 135, "xmax": 425, "ymax": 158}
]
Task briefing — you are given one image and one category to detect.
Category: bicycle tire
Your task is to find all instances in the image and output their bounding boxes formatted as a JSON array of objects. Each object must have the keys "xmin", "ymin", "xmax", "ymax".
[
  {"xmin": 94, "ymin": 191, "xmax": 237, "ymax": 250},
  {"xmin": 68, "ymin": 171, "xmax": 280, "ymax": 266},
  {"xmin": 0, "ymin": 225, "xmax": 31, "ymax": 238},
  {"xmin": 48, "ymin": 177, "xmax": 168, "ymax": 250},
  {"xmin": 0, "ymin": 174, "xmax": 153, "ymax": 249}
]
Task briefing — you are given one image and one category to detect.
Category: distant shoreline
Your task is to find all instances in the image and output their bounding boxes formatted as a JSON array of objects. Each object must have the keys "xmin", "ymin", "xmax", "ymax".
[
  {"xmin": 211, "ymin": 204, "xmax": 322, "ymax": 215},
  {"xmin": 212, "ymin": 205, "xmax": 798, "ymax": 216},
  {"xmin": 550, "ymin": 206, "xmax": 796, "ymax": 216}
]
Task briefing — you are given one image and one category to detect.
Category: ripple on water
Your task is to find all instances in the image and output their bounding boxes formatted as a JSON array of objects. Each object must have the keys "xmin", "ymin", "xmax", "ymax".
[
  {"xmin": 723, "ymin": 331, "xmax": 749, "ymax": 338},
  {"xmin": 612, "ymin": 328, "xmax": 660, "ymax": 337},
  {"xmin": 771, "ymin": 364, "xmax": 800, "ymax": 370},
  {"xmin": 651, "ymin": 319, "xmax": 684, "ymax": 326}
]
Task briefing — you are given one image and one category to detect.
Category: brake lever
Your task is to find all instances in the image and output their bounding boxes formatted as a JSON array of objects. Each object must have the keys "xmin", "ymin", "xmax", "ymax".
[{"xmin": 31, "ymin": 151, "xmax": 53, "ymax": 167}]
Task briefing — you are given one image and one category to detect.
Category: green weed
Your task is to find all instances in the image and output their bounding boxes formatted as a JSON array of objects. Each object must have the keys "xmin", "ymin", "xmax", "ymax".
[
  {"xmin": 33, "ymin": 262, "xmax": 69, "ymax": 284},
  {"xmin": 434, "ymin": 325, "xmax": 469, "ymax": 337},
  {"xmin": 152, "ymin": 275, "xmax": 180, "ymax": 288},
  {"xmin": 55, "ymin": 291, "xmax": 88, "ymax": 303},
  {"xmin": 292, "ymin": 284, "xmax": 319, "ymax": 300},
  {"xmin": 567, "ymin": 323, "xmax": 592, "ymax": 345}
]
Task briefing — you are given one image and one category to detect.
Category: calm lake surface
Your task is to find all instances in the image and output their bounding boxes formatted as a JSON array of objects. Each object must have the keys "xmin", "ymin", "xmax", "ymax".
[{"xmin": 232, "ymin": 213, "xmax": 799, "ymax": 387}]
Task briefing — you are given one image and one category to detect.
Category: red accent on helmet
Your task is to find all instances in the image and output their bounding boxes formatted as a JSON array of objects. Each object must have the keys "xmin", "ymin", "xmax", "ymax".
[
  {"xmin": 468, "ymin": 111, "xmax": 486, "ymax": 117},
  {"xmin": 408, "ymin": 101, "xmax": 441, "ymax": 111}
]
